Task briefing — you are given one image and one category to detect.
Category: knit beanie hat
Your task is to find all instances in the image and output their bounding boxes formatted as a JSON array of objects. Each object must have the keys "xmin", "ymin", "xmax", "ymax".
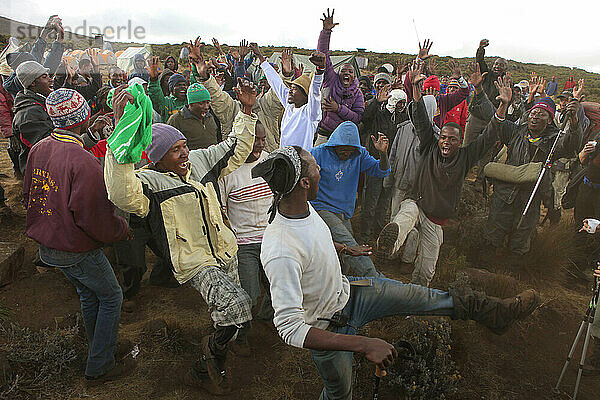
[
  {"xmin": 168, "ymin": 73, "xmax": 187, "ymax": 94},
  {"xmin": 531, "ymin": 97, "xmax": 556, "ymax": 119},
  {"xmin": 46, "ymin": 88, "xmax": 91, "ymax": 129},
  {"xmin": 16, "ymin": 60, "xmax": 49, "ymax": 89},
  {"xmin": 386, "ymin": 89, "xmax": 407, "ymax": 113},
  {"xmin": 374, "ymin": 72, "xmax": 392, "ymax": 85},
  {"xmin": 423, "ymin": 75, "xmax": 441, "ymax": 92},
  {"xmin": 448, "ymin": 78, "xmax": 460, "ymax": 89},
  {"xmin": 187, "ymin": 83, "xmax": 211, "ymax": 104},
  {"xmin": 146, "ymin": 123, "xmax": 186, "ymax": 163}
]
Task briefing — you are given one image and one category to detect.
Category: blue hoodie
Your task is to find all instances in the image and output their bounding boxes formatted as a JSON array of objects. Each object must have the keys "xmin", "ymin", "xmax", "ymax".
[{"xmin": 310, "ymin": 121, "xmax": 390, "ymax": 218}]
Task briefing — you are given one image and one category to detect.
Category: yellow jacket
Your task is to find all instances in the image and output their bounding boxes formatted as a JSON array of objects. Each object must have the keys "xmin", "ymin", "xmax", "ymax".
[{"xmin": 105, "ymin": 111, "xmax": 257, "ymax": 284}]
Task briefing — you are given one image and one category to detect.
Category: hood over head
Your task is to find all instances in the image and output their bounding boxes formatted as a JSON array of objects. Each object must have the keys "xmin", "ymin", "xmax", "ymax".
[{"xmin": 324, "ymin": 121, "xmax": 362, "ymax": 148}]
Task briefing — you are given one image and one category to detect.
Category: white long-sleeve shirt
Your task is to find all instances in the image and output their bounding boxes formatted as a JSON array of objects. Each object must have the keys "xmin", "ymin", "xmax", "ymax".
[
  {"xmin": 261, "ymin": 204, "xmax": 350, "ymax": 348},
  {"xmin": 260, "ymin": 61, "xmax": 322, "ymax": 151}
]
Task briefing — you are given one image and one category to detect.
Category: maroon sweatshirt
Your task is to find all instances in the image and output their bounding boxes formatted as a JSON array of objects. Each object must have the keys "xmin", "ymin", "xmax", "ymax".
[{"xmin": 23, "ymin": 129, "xmax": 128, "ymax": 252}]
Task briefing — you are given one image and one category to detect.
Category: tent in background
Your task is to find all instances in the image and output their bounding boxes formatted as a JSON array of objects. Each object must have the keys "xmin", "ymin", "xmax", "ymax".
[
  {"xmin": 117, "ymin": 46, "xmax": 152, "ymax": 73},
  {"xmin": 267, "ymin": 52, "xmax": 361, "ymax": 77}
]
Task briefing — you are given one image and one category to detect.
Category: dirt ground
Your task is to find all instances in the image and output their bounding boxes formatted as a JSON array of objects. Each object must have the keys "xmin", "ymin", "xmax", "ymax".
[{"xmin": 0, "ymin": 137, "xmax": 597, "ymax": 400}]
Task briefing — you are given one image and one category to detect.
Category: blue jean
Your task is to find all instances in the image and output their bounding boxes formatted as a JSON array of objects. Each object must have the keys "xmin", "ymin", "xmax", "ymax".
[
  {"xmin": 39, "ymin": 246, "xmax": 123, "ymax": 377},
  {"xmin": 317, "ymin": 210, "xmax": 384, "ymax": 278},
  {"xmin": 310, "ymin": 276, "xmax": 454, "ymax": 400}
]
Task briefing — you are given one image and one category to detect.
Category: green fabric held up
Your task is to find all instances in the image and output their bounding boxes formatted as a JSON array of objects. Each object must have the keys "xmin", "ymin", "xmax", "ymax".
[{"xmin": 107, "ymin": 83, "xmax": 153, "ymax": 164}]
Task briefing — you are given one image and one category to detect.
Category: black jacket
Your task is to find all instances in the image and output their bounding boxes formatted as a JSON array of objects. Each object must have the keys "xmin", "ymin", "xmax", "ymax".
[
  {"xmin": 12, "ymin": 89, "xmax": 53, "ymax": 174},
  {"xmin": 408, "ymin": 97, "xmax": 499, "ymax": 220},
  {"xmin": 361, "ymin": 98, "xmax": 407, "ymax": 159},
  {"xmin": 476, "ymin": 47, "xmax": 502, "ymax": 108}
]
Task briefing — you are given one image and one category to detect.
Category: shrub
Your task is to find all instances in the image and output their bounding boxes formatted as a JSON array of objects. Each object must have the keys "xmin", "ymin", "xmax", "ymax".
[{"xmin": 387, "ymin": 318, "xmax": 459, "ymax": 400}]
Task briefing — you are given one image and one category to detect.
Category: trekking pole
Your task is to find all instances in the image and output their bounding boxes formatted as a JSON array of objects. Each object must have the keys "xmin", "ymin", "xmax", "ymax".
[
  {"xmin": 516, "ymin": 117, "xmax": 571, "ymax": 230},
  {"xmin": 552, "ymin": 277, "xmax": 599, "ymax": 399},
  {"xmin": 372, "ymin": 365, "xmax": 386, "ymax": 400},
  {"xmin": 371, "ymin": 340, "xmax": 416, "ymax": 400}
]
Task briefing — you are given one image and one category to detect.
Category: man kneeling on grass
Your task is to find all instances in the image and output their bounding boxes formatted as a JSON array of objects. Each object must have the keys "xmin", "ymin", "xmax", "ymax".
[
  {"xmin": 104, "ymin": 79, "xmax": 259, "ymax": 395},
  {"xmin": 252, "ymin": 145, "xmax": 541, "ymax": 400}
]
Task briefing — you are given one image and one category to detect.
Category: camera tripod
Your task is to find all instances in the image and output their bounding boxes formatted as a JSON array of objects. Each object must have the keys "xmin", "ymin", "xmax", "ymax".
[{"xmin": 552, "ymin": 276, "xmax": 599, "ymax": 399}]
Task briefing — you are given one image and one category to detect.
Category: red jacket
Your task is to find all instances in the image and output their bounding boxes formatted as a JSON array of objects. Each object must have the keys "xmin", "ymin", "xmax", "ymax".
[
  {"xmin": 444, "ymin": 99, "xmax": 468, "ymax": 135},
  {"xmin": 23, "ymin": 129, "xmax": 128, "ymax": 252},
  {"xmin": 0, "ymin": 84, "xmax": 14, "ymax": 138}
]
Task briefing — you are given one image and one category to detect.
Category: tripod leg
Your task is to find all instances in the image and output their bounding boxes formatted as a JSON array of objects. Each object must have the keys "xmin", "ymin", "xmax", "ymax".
[
  {"xmin": 573, "ymin": 323, "xmax": 593, "ymax": 400},
  {"xmin": 553, "ymin": 320, "xmax": 587, "ymax": 394}
]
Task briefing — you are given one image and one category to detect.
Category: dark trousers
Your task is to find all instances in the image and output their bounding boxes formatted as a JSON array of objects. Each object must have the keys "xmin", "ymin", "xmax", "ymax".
[
  {"xmin": 574, "ymin": 183, "xmax": 600, "ymax": 267},
  {"xmin": 485, "ymin": 190, "xmax": 541, "ymax": 255},
  {"xmin": 358, "ymin": 175, "xmax": 391, "ymax": 244},
  {"xmin": 113, "ymin": 217, "xmax": 175, "ymax": 299}
]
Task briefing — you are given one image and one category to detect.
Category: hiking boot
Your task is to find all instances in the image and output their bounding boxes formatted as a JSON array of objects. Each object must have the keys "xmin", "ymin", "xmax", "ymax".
[
  {"xmin": 85, "ymin": 357, "xmax": 136, "ymax": 387},
  {"xmin": 450, "ymin": 286, "xmax": 541, "ymax": 335},
  {"xmin": 122, "ymin": 299, "xmax": 136, "ymax": 313},
  {"xmin": 375, "ymin": 222, "xmax": 399, "ymax": 264},
  {"xmin": 583, "ymin": 337, "xmax": 600, "ymax": 376},
  {"xmin": 115, "ymin": 339, "xmax": 134, "ymax": 360},
  {"xmin": 199, "ymin": 335, "xmax": 230, "ymax": 395},
  {"xmin": 229, "ymin": 338, "xmax": 251, "ymax": 358}
]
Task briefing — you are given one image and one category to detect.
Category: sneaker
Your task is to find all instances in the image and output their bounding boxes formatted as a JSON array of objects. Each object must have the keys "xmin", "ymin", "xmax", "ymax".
[
  {"xmin": 199, "ymin": 335, "xmax": 230, "ymax": 395},
  {"xmin": 375, "ymin": 223, "xmax": 399, "ymax": 265},
  {"xmin": 85, "ymin": 358, "xmax": 135, "ymax": 387}
]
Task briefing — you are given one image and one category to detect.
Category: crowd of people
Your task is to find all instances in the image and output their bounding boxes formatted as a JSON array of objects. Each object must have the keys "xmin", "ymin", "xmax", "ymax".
[{"xmin": 1, "ymin": 10, "xmax": 600, "ymax": 398}]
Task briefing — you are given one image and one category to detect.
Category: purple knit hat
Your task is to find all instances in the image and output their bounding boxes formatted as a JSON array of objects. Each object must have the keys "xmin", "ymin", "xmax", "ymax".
[{"xmin": 146, "ymin": 123, "xmax": 186, "ymax": 163}]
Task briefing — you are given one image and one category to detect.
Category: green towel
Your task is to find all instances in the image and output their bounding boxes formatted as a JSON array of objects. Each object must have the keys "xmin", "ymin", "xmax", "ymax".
[{"xmin": 107, "ymin": 83, "xmax": 153, "ymax": 164}]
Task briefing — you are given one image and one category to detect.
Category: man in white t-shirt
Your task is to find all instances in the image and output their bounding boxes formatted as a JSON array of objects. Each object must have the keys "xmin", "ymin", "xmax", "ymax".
[
  {"xmin": 252, "ymin": 146, "xmax": 541, "ymax": 400},
  {"xmin": 219, "ymin": 120, "xmax": 274, "ymax": 353}
]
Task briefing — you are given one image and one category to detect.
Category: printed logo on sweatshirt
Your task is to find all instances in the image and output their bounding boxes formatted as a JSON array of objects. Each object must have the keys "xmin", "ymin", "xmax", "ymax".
[
  {"xmin": 28, "ymin": 168, "xmax": 59, "ymax": 216},
  {"xmin": 335, "ymin": 170, "xmax": 344, "ymax": 181}
]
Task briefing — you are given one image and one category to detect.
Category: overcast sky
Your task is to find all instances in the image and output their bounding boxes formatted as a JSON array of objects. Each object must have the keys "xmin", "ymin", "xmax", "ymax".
[{"xmin": 4, "ymin": 0, "xmax": 600, "ymax": 73}]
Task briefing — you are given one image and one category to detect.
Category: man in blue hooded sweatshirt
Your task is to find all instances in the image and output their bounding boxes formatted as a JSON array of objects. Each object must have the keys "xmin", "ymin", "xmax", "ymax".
[{"xmin": 310, "ymin": 121, "xmax": 390, "ymax": 277}]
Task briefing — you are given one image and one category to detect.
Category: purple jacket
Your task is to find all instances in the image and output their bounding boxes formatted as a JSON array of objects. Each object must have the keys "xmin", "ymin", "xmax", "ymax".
[
  {"xmin": 317, "ymin": 29, "xmax": 364, "ymax": 134},
  {"xmin": 404, "ymin": 73, "xmax": 470, "ymax": 129}
]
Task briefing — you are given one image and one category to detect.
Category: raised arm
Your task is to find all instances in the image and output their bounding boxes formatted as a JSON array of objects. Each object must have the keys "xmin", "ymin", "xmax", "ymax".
[
  {"xmin": 188, "ymin": 79, "xmax": 258, "ymax": 179},
  {"xmin": 147, "ymin": 56, "xmax": 166, "ymax": 115},
  {"xmin": 249, "ymin": 42, "xmax": 290, "ymax": 106},
  {"xmin": 318, "ymin": 8, "xmax": 340, "ymax": 84},
  {"xmin": 104, "ymin": 88, "xmax": 150, "ymax": 217},
  {"xmin": 467, "ymin": 63, "xmax": 494, "ymax": 122},
  {"xmin": 438, "ymin": 60, "xmax": 470, "ymax": 110},
  {"xmin": 465, "ymin": 74, "xmax": 515, "ymax": 168},
  {"xmin": 476, "ymin": 39, "xmax": 490, "ymax": 74}
]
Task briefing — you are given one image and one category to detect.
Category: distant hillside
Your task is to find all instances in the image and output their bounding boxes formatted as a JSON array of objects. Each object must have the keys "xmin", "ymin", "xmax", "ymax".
[{"xmin": 1, "ymin": 15, "xmax": 598, "ymax": 101}]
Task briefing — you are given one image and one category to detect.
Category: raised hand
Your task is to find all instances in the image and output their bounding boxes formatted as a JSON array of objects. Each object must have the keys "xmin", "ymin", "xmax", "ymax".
[
  {"xmin": 371, "ymin": 132, "xmax": 389, "ymax": 153},
  {"xmin": 187, "ymin": 36, "xmax": 205, "ymax": 63},
  {"xmin": 309, "ymin": 51, "xmax": 326, "ymax": 71},
  {"xmin": 87, "ymin": 48, "xmax": 99, "ymax": 73},
  {"xmin": 212, "ymin": 38, "xmax": 224, "ymax": 55},
  {"xmin": 408, "ymin": 60, "xmax": 426, "ymax": 85},
  {"xmin": 428, "ymin": 57, "xmax": 437, "ymax": 75},
  {"xmin": 281, "ymin": 48, "xmax": 294, "ymax": 76},
  {"xmin": 494, "ymin": 74, "xmax": 513, "ymax": 105},
  {"xmin": 112, "ymin": 85, "xmax": 135, "ymax": 123},
  {"xmin": 249, "ymin": 42, "xmax": 265, "ymax": 63},
  {"xmin": 376, "ymin": 84, "xmax": 391, "ymax": 103},
  {"xmin": 479, "ymin": 39, "xmax": 489, "ymax": 49},
  {"xmin": 239, "ymin": 39, "xmax": 250, "ymax": 59},
  {"xmin": 573, "ymin": 78, "xmax": 584, "ymax": 100},
  {"xmin": 230, "ymin": 48, "xmax": 241, "ymax": 62},
  {"xmin": 424, "ymin": 88, "xmax": 438, "ymax": 96},
  {"xmin": 321, "ymin": 8, "xmax": 339, "ymax": 31},
  {"xmin": 447, "ymin": 59, "xmax": 461, "ymax": 79},
  {"xmin": 418, "ymin": 39, "xmax": 433, "ymax": 60},
  {"xmin": 468, "ymin": 62, "xmax": 487, "ymax": 88},
  {"xmin": 234, "ymin": 77, "xmax": 257, "ymax": 114},
  {"xmin": 147, "ymin": 56, "xmax": 160, "ymax": 81}
]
